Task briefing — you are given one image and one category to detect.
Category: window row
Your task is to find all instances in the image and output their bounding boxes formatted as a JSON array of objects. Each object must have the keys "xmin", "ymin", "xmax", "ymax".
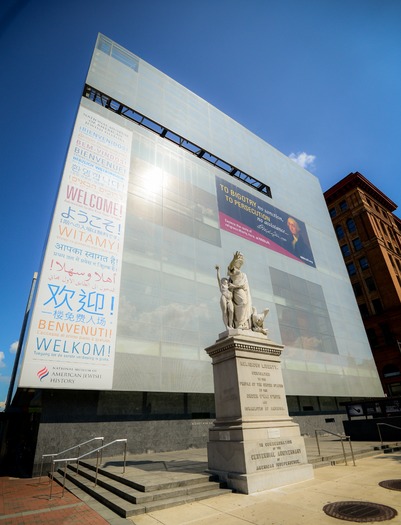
[
  {"xmin": 346, "ymin": 256, "xmax": 369, "ymax": 276},
  {"xmin": 372, "ymin": 215, "xmax": 401, "ymax": 249},
  {"xmin": 358, "ymin": 297, "xmax": 383, "ymax": 318},
  {"xmin": 329, "ymin": 199, "xmax": 348, "ymax": 218},
  {"xmin": 366, "ymin": 323, "xmax": 395, "ymax": 347},
  {"xmin": 352, "ymin": 277, "xmax": 376, "ymax": 297},
  {"xmin": 340, "ymin": 237, "xmax": 363, "ymax": 257},
  {"xmin": 335, "ymin": 218, "xmax": 357, "ymax": 239},
  {"xmin": 389, "ymin": 253, "xmax": 401, "ymax": 275}
]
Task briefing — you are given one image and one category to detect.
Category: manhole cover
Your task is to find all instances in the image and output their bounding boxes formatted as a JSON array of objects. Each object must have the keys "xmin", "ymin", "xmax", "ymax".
[
  {"xmin": 379, "ymin": 479, "xmax": 401, "ymax": 491},
  {"xmin": 323, "ymin": 501, "xmax": 397, "ymax": 522}
]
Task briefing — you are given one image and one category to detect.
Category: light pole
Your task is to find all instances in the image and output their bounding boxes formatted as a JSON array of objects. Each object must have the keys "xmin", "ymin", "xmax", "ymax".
[{"xmin": 5, "ymin": 272, "xmax": 38, "ymax": 411}]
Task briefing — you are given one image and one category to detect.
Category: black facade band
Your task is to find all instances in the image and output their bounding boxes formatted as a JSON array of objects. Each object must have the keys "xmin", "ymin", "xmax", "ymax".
[{"xmin": 83, "ymin": 84, "xmax": 272, "ymax": 199}]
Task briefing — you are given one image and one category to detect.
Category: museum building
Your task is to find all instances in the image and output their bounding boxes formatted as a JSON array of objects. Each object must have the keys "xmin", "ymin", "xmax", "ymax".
[{"xmin": 3, "ymin": 35, "xmax": 384, "ymax": 475}]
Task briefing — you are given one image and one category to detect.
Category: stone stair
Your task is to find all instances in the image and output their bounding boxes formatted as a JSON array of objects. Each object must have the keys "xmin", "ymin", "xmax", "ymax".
[
  {"xmin": 307, "ymin": 440, "xmax": 401, "ymax": 468},
  {"xmin": 52, "ymin": 458, "xmax": 231, "ymax": 519},
  {"xmin": 49, "ymin": 441, "xmax": 401, "ymax": 521},
  {"xmin": 380, "ymin": 443, "xmax": 401, "ymax": 454},
  {"xmin": 309, "ymin": 447, "xmax": 374, "ymax": 467}
]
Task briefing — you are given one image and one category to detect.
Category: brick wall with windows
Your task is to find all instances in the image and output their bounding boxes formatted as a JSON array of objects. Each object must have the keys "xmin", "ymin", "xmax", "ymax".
[{"xmin": 324, "ymin": 172, "xmax": 401, "ymax": 395}]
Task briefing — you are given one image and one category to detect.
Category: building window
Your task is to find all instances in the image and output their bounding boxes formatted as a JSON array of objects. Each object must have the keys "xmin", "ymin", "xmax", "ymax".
[
  {"xmin": 388, "ymin": 383, "xmax": 401, "ymax": 396},
  {"xmin": 366, "ymin": 328, "xmax": 378, "ymax": 347},
  {"xmin": 372, "ymin": 299, "xmax": 383, "ymax": 314},
  {"xmin": 358, "ymin": 303, "xmax": 369, "ymax": 317},
  {"xmin": 97, "ymin": 34, "xmax": 139, "ymax": 72},
  {"xmin": 339, "ymin": 200, "xmax": 348, "ymax": 211},
  {"xmin": 352, "ymin": 237, "xmax": 363, "ymax": 251},
  {"xmin": 383, "ymin": 364, "xmax": 400, "ymax": 378},
  {"xmin": 359, "ymin": 256, "xmax": 369, "ymax": 270},
  {"xmin": 347, "ymin": 262, "xmax": 357, "ymax": 276},
  {"xmin": 341, "ymin": 244, "xmax": 351, "ymax": 257},
  {"xmin": 329, "ymin": 207, "xmax": 336, "ymax": 218},
  {"xmin": 365, "ymin": 277, "xmax": 376, "ymax": 292},
  {"xmin": 346, "ymin": 218, "xmax": 357, "ymax": 233},
  {"xmin": 352, "ymin": 282, "xmax": 363, "ymax": 297},
  {"xmin": 380, "ymin": 323, "xmax": 394, "ymax": 345},
  {"xmin": 336, "ymin": 225, "xmax": 345, "ymax": 240}
]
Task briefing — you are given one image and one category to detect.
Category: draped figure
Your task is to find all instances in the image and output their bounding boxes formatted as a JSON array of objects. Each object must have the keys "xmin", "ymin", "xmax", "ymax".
[{"xmin": 227, "ymin": 251, "xmax": 253, "ymax": 330}]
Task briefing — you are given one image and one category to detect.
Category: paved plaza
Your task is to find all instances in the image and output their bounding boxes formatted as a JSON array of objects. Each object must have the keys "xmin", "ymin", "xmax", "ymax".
[{"xmin": 1, "ymin": 440, "xmax": 401, "ymax": 524}]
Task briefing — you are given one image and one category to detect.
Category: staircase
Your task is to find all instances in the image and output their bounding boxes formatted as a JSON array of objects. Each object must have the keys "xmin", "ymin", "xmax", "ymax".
[
  {"xmin": 306, "ymin": 436, "xmax": 401, "ymax": 468},
  {"xmin": 49, "ymin": 439, "xmax": 401, "ymax": 520},
  {"xmin": 308, "ymin": 446, "xmax": 376, "ymax": 467},
  {"xmin": 51, "ymin": 456, "xmax": 231, "ymax": 519}
]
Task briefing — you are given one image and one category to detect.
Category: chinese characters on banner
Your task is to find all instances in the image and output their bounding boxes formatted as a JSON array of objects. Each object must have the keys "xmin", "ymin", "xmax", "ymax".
[
  {"xmin": 20, "ymin": 108, "xmax": 132, "ymax": 389},
  {"xmin": 216, "ymin": 177, "xmax": 315, "ymax": 267}
]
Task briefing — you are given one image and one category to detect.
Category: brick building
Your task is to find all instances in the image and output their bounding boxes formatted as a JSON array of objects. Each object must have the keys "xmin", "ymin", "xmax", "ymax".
[{"xmin": 324, "ymin": 172, "xmax": 401, "ymax": 395}]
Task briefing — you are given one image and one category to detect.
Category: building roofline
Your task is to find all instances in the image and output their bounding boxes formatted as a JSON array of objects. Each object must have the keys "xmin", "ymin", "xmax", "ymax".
[{"xmin": 324, "ymin": 172, "xmax": 398, "ymax": 212}]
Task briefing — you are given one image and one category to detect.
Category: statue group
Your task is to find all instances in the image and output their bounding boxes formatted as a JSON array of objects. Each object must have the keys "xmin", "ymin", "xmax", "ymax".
[{"xmin": 216, "ymin": 251, "xmax": 269, "ymax": 336}]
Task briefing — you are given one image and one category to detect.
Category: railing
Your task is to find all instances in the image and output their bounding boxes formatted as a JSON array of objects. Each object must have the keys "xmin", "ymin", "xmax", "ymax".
[
  {"xmin": 49, "ymin": 438, "xmax": 127, "ymax": 499},
  {"xmin": 315, "ymin": 429, "xmax": 356, "ymax": 466},
  {"xmin": 39, "ymin": 437, "xmax": 104, "ymax": 484},
  {"xmin": 377, "ymin": 422, "xmax": 401, "ymax": 445}
]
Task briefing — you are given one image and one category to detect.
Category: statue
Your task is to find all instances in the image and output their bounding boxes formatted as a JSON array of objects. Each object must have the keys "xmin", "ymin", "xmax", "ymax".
[
  {"xmin": 216, "ymin": 251, "xmax": 269, "ymax": 336},
  {"xmin": 215, "ymin": 265, "xmax": 234, "ymax": 329},
  {"xmin": 227, "ymin": 251, "xmax": 252, "ymax": 330},
  {"xmin": 251, "ymin": 307, "xmax": 270, "ymax": 336}
]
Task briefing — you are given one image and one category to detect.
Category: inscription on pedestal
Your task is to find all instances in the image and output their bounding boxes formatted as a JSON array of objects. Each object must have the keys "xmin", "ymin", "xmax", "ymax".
[
  {"xmin": 206, "ymin": 333, "xmax": 314, "ymax": 493},
  {"xmin": 248, "ymin": 437, "xmax": 306, "ymax": 472},
  {"xmin": 238, "ymin": 358, "xmax": 288, "ymax": 415}
]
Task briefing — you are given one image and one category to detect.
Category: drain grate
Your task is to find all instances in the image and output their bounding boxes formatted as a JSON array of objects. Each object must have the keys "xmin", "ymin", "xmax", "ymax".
[
  {"xmin": 379, "ymin": 479, "xmax": 401, "ymax": 491},
  {"xmin": 323, "ymin": 501, "xmax": 397, "ymax": 522}
]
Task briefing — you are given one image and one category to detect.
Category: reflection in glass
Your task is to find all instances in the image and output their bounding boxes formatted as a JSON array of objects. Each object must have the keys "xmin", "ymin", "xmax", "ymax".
[{"xmin": 270, "ymin": 267, "xmax": 338, "ymax": 354}]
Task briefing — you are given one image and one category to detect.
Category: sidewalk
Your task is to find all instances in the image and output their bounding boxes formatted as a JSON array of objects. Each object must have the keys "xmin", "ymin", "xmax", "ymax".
[
  {"xmin": 0, "ymin": 476, "xmax": 109, "ymax": 524},
  {"xmin": 1, "ymin": 441, "xmax": 401, "ymax": 524},
  {"xmin": 128, "ymin": 450, "xmax": 401, "ymax": 525}
]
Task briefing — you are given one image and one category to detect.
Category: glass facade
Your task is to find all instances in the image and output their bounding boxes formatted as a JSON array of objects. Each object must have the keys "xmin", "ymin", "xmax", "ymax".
[{"xmin": 19, "ymin": 34, "xmax": 383, "ymax": 399}]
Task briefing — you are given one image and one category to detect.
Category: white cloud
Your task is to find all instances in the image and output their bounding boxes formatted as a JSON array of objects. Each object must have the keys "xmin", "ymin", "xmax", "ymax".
[
  {"xmin": 289, "ymin": 151, "xmax": 316, "ymax": 170},
  {"xmin": 0, "ymin": 352, "xmax": 5, "ymax": 368},
  {"xmin": 10, "ymin": 341, "xmax": 19, "ymax": 354}
]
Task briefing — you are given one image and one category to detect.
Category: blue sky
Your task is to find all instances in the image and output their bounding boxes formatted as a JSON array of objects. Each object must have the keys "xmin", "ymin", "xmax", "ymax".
[{"xmin": 1, "ymin": 0, "xmax": 400, "ymax": 404}]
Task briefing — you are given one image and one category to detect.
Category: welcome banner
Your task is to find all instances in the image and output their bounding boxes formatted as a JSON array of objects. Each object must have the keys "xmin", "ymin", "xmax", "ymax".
[{"xmin": 20, "ymin": 107, "xmax": 132, "ymax": 389}]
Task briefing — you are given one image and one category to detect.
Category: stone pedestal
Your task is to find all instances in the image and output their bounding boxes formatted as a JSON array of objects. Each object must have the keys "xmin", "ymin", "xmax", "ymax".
[{"xmin": 205, "ymin": 330, "xmax": 313, "ymax": 494}]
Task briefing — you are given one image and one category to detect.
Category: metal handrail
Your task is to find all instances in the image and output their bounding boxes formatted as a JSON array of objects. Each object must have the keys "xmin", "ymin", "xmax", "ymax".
[
  {"xmin": 49, "ymin": 438, "xmax": 127, "ymax": 499},
  {"xmin": 315, "ymin": 429, "xmax": 356, "ymax": 466},
  {"xmin": 38, "ymin": 436, "xmax": 104, "ymax": 484},
  {"xmin": 377, "ymin": 422, "xmax": 401, "ymax": 445}
]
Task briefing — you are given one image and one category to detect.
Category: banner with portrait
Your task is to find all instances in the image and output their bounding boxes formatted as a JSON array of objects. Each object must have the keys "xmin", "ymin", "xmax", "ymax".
[{"xmin": 216, "ymin": 177, "xmax": 315, "ymax": 267}]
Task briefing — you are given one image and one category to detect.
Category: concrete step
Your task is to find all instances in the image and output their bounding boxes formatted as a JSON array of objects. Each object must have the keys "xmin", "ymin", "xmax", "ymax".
[
  {"xmin": 142, "ymin": 487, "xmax": 232, "ymax": 513},
  {"xmin": 52, "ymin": 471, "xmax": 145, "ymax": 517},
  {"xmin": 52, "ymin": 462, "xmax": 231, "ymax": 519},
  {"xmin": 383, "ymin": 445, "xmax": 401, "ymax": 453},
  {"xmin": 78, "ymin": 458, "xmax": 217, "ymax": 492},
  {"xmin": 67, "ymin": 463, "xmax": 224, "ymax": 504},
  {"xmin": 308, "ymin": 442, "xmax": 401, "ymax": 468}
]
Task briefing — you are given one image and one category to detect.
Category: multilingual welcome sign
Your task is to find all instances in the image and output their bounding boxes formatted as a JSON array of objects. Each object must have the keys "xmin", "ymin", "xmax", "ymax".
[{"xmin": 20, "ymin": 108, "xmax": 132, "ymax": 390}]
